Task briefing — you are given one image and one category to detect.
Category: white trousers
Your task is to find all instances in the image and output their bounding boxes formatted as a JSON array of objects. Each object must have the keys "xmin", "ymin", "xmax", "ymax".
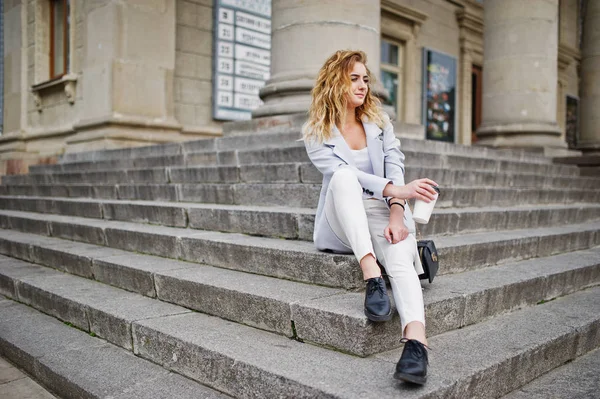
[{"xmin": 324, "ymin": 168, "xmax": 426, "ymax": 332}]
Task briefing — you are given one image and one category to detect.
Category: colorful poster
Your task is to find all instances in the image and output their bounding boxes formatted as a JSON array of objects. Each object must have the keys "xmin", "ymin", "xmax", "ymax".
[
  {"xmin": 422, "ymin": 49, "xmax": 457, "ymax": 142},
  {"xmin": 566, "ymin": 95, "xmax": 579, "ymax": 148}
]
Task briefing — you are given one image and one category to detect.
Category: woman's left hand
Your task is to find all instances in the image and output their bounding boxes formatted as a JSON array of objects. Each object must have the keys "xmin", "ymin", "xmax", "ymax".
[{"xmin": 384, "ymin": 222, "xmax": 409, "ymax": 244}]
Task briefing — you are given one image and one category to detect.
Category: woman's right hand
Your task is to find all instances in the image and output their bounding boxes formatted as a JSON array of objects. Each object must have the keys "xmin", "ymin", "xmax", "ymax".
[{"xmin": 392, "ymin": 178, "xmax": 439, "ymax": 202}]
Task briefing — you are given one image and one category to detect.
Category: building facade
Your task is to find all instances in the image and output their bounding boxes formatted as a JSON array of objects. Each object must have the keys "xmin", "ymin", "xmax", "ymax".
[{"xmin": 1, "ymin": 0, "xmax": 598, "ymax": 175}]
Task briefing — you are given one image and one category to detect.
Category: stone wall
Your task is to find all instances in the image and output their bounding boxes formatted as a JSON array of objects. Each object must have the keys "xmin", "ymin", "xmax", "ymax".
[
  {"xmin": 558, "ymin": 0, "xmax": 582, "ymax": 146},
  {"xmin": 3, "ymin": 1, "xmax": 23, "ymax": 137},
  {"xmin": 409, "ymin": 0, "xmax": 462, "ymax": 126},
  {"xmin": 174, "ymin": 0, "xmax": 221, "ymax": 135},
  {"xmin": 560, "ymin": 0, "xmax": 581, "ymax": 97},
  {"xmin": 0, "ymin": 0, "xmax": 588, "ymax": 175},
  {"xmin": 26, "ymin": 0, "xmax": 84, "ymax": 153},
  {"xmin": 381, "ymin": 0, "xmax": 464, "ymax": 137}
]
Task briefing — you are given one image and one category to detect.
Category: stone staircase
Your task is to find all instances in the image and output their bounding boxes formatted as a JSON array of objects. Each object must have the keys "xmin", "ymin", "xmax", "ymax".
[{"xmin": 0, "ymin": 129, "xmax": 599, "ymax": 398}]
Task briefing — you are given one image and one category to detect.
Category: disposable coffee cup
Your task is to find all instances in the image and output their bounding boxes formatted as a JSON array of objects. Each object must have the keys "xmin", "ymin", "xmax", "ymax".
[{"xmin": 412, "ymin": 186, "xmax": 440, "ymax": 224}]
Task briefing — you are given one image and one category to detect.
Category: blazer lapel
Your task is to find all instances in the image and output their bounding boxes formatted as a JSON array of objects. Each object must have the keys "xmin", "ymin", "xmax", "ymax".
[
  {"xmin": 364, "ymin": 121, "xmax": 384, "ymax": 177},
  {"xmin": 324, "ymin": 125, "xmax": 355, "ymax": 166}
]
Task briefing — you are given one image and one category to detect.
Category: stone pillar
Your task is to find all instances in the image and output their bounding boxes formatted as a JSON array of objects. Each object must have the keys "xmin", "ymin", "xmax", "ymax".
[
  {"xmin": 253, "ymin": 0, "xmax": 381, "ymax": 118},
  {"xmin": 579, "ymin": 0, "xmax": 600, "ymax": 151},
  {"xmin": 2, "ymin": 0, "xmax": 25, "ymax": 137},
  {"xmin": 477, "ymin": 0, "xmax": 564, "ymax": 148},
  {"xmin": 458, "ymin": 49, "xmax": 473, "ymax": 145},
  {"xmin": 0, "ymin": 1, "xmax": 34, "ymax": 175},
  {"xmin": 456, "ymin": 3, "xmax": 484, "ymax": 146},
  {"xmin": 69, "ymin": 0, "xmax": 178, "ymax": 151}
]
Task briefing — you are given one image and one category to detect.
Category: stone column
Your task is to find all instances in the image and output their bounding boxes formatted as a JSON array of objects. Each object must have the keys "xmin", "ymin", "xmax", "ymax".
[
  {"xmin": 2, "ymin": 0, "xmax": 25, "ymax": 137},
  {"xmin": 458, "ymin": 49, "xmax": 473, "ymax": 145},
  {"xmin": 456, "ymin": 3, "xmax": 484, "ymax": 146},
  {"xmin": 69, "ymin": 0, "xmax": 178, "ymax": 151},
  {"xmin": 477, "ymin": 0, "xmax": 564, "ymax": 148},
  {"xmin": 579, "ymin": 0, "xmax": 600, "ymax": 151},
  {"xmin": 0, "ymin": 1, "xmax": 35, "ymax": 175},
  {"xmin": 253, "ymin": 0, "xmax": 381, "ymax": 118}
]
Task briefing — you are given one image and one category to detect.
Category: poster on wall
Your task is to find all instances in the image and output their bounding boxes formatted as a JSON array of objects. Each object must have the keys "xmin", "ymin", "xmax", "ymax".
[
  {"xmin": 565, "ymin": 95, "xmax": 579, "ymax": 148},
  {"xmin": 421, "ymin": 48, "xmax": 457, "ymax": 142},
  {"xmin": 212, "ymin": 0, "xmax": 272, "ymax": 121}
]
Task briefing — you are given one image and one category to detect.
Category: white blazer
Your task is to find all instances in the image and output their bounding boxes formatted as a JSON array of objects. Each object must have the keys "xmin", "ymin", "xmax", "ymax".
[{"xmin": 305, "ymin": 117, "xmax": 417, "ymax": 253}]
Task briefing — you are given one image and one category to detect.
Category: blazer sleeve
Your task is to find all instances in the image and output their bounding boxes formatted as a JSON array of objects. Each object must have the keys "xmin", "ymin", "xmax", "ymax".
[
  {"xmin": 382, "ymin": 120, "xmax": 406, "ymax": 187},
  {"xmin": 305, "ymin": 138, "xmax": 392, "ymax": 200}
]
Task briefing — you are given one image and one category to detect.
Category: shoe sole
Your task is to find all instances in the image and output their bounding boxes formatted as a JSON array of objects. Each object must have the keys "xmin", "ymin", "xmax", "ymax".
[
  {"xmin": 364, "ymin": 308, "xmax": 392, "ymax": 322},
  {"xmin": 393, "ymin": 371, "xmax": 427, "ymax": 385}
]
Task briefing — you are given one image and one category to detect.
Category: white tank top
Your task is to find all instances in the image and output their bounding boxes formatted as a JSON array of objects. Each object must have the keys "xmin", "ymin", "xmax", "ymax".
[{"xmin": 350, "ymin": 147, "xmax": 375, "ymax": 199}]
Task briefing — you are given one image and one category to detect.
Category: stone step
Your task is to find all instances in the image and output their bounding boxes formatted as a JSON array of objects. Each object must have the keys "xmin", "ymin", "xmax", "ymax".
[
  {"xmin": 0, "ymin": 299, "xmax": 228, "ymax": 398},
  {"xmin": 1, "ymin": 196, "xmax": 599, "ymax": 240},
  {"xmin": 0, "ymin": 355, "xmax": 56, "ymax": 399},
  {"xmin": 4, "ymin": 162, "xmax": 598, "ymax": 189},
  {"xmin": 34, "ymin": 144, "xmax": 580, "ymax": 177},
  {"xmin": 2, "ymin": 263, "xmax": 599, "ymax": 398},
  {"xmin": 501, "ymin": 347, "xmax": 600, "ymax": 399},
  {"xmin": 58, "ymin": 129, "xmax": 560, "ymax": 167},
  {"xmin": 2, "ymin": 182, "xmax": 599, "ymax": 209},
  {"xmin": 0, "ymin": 210, "xmax": 598, "ymax": 289},
  {"xmin": 212, "ymin": 145, "xmax": 578, "ymax": 176},
  {"xmin": 58, "ymin": 131, "xmax": 304, "ymax": 164},
  {"xmin": 31, "ymin": 152, "xmax": 210, "ymax": 174},
  {"xmin": 0, "ymin": 231, "xmax": 598, "ymax": 357},
  {"xmin": 580, "ymin": 165, "xmax": 600, "ymax": 177}
]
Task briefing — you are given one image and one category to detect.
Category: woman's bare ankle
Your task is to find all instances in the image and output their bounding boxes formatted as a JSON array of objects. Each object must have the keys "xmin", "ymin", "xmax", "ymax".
[
  {"xmin": 360, "ymin": 254, "xmax": 381, "ymax": 280},
  {"xmin": 403, "ymin": 322, "xmax": 428, "ymax": 346}
]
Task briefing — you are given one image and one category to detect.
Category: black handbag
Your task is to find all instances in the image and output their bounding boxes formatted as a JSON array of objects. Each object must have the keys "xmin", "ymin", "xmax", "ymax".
[{"xmin": 417, "ymin": 240, "xmax": 439, "ymax": 283}]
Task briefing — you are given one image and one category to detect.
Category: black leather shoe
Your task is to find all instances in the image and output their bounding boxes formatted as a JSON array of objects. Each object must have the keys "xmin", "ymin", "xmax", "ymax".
[
  {"xmin": 364, "ymin": 276, "xmax": 392, "ymax": 322},
  {"xmin": 394, "ymin": 339, "xmax": 428, "ymax": 385}
]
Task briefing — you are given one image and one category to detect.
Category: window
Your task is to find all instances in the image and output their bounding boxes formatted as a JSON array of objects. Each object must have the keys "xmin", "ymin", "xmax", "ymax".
[
  {"xmin": 380, "ymin": 39, "xmax": 404, "ymax": 120},
  {"xmin": 50, "ymin": 0, "xmax": 70, "ymax": 79}
]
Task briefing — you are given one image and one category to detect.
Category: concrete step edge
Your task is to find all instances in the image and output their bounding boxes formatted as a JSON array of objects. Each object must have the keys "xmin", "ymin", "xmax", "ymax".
[
  {"xmin": 56, "ymin": 130, "xmax": 560, "ymax": 165},
  {"xmin": 1, "ymin": 259, "xmax": 599, "ymax": 398},
  {"xmin": 0, "ymin": 298, "xmax": 228, "ymax": 399},
  {"xmin": 0, "ymin": 210, "xmax": 599, "ymax": 288},
  {"xmin": 11, "ymin": 274, "xmax": 600, "ymax": 398},
  {"xmin": 38, "ymin": 144, "xmax": 576, "ymax": 173},
  {"xmin": 5, "ymin": 194, "xmax": 600, "ymax": 214},
  {"xmin": 13, "ymin": 162, "xmax": 597, "ymax": 184},
  {"xmin": 2, "ymin": 183, "xmax": 599, "ymax": 209},
  {"xmin": 500, "ymin": 347, "xmax": 600, "ymax": 399},
  {"xmin": 0, "ymin": 231, "xmax": 599, "ymax": 357},
  {"xmin": 0, "ymin": 195, "xmax": 599, "ymax": 240}
]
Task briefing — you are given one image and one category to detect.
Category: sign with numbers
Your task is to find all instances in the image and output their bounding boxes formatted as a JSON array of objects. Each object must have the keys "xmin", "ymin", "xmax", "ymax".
[{"xmin": 213, "ymin": 0, "xmax": 271, "ymax": 121}]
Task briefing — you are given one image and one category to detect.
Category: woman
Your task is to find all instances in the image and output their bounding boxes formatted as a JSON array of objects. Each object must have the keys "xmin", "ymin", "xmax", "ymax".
[{"xmin": 303, "ymin": 50, "xmax": 438, "ymax": 385}]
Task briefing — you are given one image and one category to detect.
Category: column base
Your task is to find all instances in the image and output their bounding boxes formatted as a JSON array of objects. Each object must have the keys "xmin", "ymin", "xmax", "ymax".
[
  {"xmin": 252, "ymin": 77, "xmax": 315, "ymax": 118},
  {"xmin": 65, "ymin": 115, "xmax": 218, "ymax": 154},
  {"xmin": 476, "ymin": 121, "xmax": 565, "ymax": 150},
  {"xmin": 224, "ymin": 113, "xmax": 308, "ymax": 136},
  {"xmin": 252, "ymin": 97, "xmax": 312, "ymax": 119}
]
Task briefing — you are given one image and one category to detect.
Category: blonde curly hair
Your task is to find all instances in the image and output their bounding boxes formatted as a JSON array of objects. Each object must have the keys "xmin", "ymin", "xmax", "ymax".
[{"xmin": 303, "ymin": 50, "xmax": 385, "ymax": 143}]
